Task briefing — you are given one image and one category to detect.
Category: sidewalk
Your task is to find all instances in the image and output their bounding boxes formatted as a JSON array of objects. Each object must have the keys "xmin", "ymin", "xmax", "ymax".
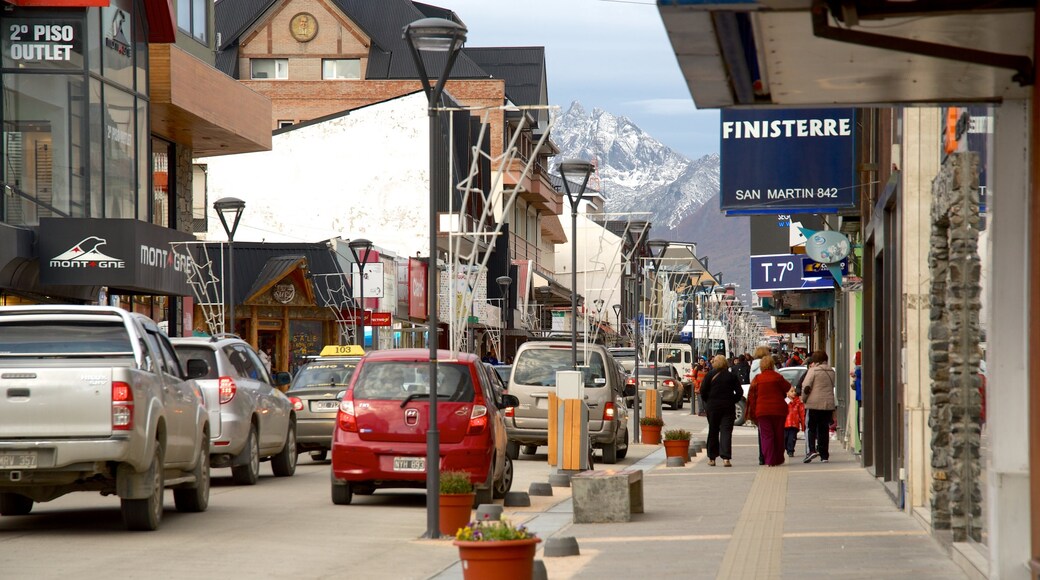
[{"xmin": 432, "ymin": 411, "xmax": 968, "ymax": 579}]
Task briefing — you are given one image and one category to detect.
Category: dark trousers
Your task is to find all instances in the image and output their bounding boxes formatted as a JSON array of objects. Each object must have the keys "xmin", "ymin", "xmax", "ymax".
[
  {"xmin": 757, "ymin": 415, "xmax": 786, "ymax": 466},
  {"xmin": 784, "ymin": 427, "xmax": 799, "ymax": 456},
  {"xmin": 806, "ymin": 409, "xmax": 832, "ymax": 460},
  {"xmin": 706, "ymin": 408, "xmax": 736, "ymax": 460}
]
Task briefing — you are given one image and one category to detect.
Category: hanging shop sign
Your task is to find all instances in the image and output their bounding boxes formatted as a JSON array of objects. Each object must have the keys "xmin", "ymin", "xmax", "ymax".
[
  {"xmin": 720, "ymin": 109, "xmax": 856, "ymax": 215},
  {"xmin": 39, "ymin": 218, "xmax": 195, "ymax": 295},
  {"xmin": 750, "ymin": 253, "xmax": 843, "ymax": 292},
  {"xmin": 407, "ymin": 258, "xmax": 427, "ymax": 321}
]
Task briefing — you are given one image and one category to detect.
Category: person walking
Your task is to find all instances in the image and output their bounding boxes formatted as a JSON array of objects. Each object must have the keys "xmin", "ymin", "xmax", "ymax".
[
  {"xmin": 746, "ymin": 354, "xmax": 790, "ymax": 466},
  {"xmin": 784, "ymin": 386, "xmax": 806, "ymax": 457},
  {"xmin": 700, "ymin": 354, "xmax": 743, "ymax": 467},
  {"xmin": 802, "ymin": 351, "xmax": 837, "ymax": 463},
  {"xmin": 748, "ymin": 345, "xmax": 771, "ymax": 465}
]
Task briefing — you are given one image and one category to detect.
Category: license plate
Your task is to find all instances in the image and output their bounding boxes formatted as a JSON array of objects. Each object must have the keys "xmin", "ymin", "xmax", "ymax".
[
  {"xmin": 0, "ymin": 452, "xmax": 37, "ymax": 469},
  {"xmin": 311, "ymin": 400, "xmax": 340, "ymax": 412},
  {"xmin": 393, "ymin": 456, "xmax": 425, "ymax": 472}
]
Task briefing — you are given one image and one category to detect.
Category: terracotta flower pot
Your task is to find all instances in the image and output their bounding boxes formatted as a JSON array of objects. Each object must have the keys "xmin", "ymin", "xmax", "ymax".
[
  {"xmin": 640, "ymin": 424, "xmax": 662, "ymax": 445},
  {"xmin": 454, "ymin": 538, "xmax": 541, "ymax": 580},
  {"xmin": 664, "ymin": 439, "xmax": 690, "ymax": 462},
  {"xmin": 439, "ymin": 493, "xmax": 475, "ymax": 537}
]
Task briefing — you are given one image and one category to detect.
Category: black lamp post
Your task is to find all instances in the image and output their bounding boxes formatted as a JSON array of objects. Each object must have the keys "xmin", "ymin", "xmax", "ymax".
[
  {"xmin": 213, "ymin": 197, "xmax": 245, "ymax": 336},
  {"xmin": 646, "ymin": 240, "xmax": 670, "ymax": 404},
  {"xmin": 693, "ymin": 277, "xmax": 716, "ymax": 415},
  {"xmin": 403, "ymin": 16, "xmax": 466, "ymax": 540},
  {"xmin": 612, "ymin": 303, "xmax": 622, "ymax": 340},
  {"xmin": 496, "ymin": 275, "xmax": 511, "ymax": 360},
  {"xmin": 348, "ymin": 238, "xmax": 374, "ymax": 347},
  {"xmin": 558, "ymin": 159, "xmax": 594, "ymax": 370}
]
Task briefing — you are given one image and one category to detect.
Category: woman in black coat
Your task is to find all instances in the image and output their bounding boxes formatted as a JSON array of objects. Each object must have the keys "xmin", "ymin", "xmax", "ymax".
[{"xmin": 699, "ymin": 354, "xmax": 744, "ymax": 467}]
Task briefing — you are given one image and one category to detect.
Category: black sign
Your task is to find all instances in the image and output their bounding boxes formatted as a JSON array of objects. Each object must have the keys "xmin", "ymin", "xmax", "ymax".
[
  {"xmin": 749, "ymin": 214, "xmax": 825, "ymax": 256},
  {"xmin": 39, "ymin": 218, "xmax": 195, "ymax": 295}
]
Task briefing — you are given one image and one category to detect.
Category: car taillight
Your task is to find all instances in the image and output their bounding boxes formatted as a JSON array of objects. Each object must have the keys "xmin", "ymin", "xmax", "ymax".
[
  {"xmin": 504, "ymin": 406, "xmax": 514, "ymax": 417},
  {"xmin": 603, "ymin": 401, "xmax": 615, "ymax": 421},
  {"xmin": 112, "ymin": 381, "xmax": 134, "ymax": 431},
  {"xmin": 663, "ymin": 379, "xmax": 676, "ymax": 388},
  {"xmin": 626, "ymin": 377, "xmax": 636, "ymax": 386},
  {"xmin": 337, "ymin": 399, "xmax": 357, "ymax": 432},
  {"xmin": 290, "ymin": 396, "xmax": 304, "ymax": 411},
  {"xmin": 467, "ymin": 404, "xmax": 488, "ymax": 435},
  {"xmin": 218, "ymin": 376, "xmax": 237, "ymax": 404}
]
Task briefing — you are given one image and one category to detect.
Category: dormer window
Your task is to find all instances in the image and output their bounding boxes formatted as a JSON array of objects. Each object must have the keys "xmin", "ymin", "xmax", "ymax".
[{"xmin": 322, "ymin": 59, "xmax": 361, "ymax": 80}]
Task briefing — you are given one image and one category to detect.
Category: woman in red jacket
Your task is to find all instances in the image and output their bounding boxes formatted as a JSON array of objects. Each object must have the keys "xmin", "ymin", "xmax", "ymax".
[{"xmin": 747, "ymin": 354, "xmax": 790, "ymax": 466}]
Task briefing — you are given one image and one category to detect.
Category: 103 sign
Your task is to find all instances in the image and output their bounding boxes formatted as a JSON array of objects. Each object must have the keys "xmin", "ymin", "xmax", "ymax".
[{"xmin": 751, "ymin": 254, "xmax": 838, "ymax": 291}]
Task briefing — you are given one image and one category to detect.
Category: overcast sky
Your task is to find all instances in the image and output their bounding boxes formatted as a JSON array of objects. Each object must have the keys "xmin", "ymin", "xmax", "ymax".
[{"xmin": 446, "ymin": 0, "xmax": 721, "ymax": 160}]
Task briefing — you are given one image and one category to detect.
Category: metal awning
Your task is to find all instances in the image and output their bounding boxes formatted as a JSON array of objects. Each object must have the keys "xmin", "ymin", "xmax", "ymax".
[{"xmin": 658, "ymin": 0, "xmax": 1035, "ymax": 108}]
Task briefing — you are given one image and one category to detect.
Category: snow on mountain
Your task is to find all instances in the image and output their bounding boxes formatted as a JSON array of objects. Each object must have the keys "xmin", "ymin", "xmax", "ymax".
[{"xmin": 551, "ymin": 101, "xmax": 719, "ymax": 231}]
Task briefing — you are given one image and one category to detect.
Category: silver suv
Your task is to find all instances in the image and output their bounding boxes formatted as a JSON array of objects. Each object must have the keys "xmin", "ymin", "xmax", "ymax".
[
  {"xmin": 172, "ymin": 335, "xmax": 297, "ymax": 484},
  {"xmin": 504, "ymin": 342, "xmax": 629, "ymax": 464}
]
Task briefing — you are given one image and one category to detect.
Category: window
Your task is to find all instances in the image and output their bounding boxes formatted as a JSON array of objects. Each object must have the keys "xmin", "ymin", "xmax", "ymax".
[
  {"xmin": 177, "ymin": 0, "xmax": 207, "ymax": 43},
  {"xmin": 277, "ymin": 120, "xmax": 294, "ymax": 129},
  {"xmin": 251, "ymin": 59, "xmax": 287, "ymax": 80},
  {"xmin": 322, "ymin": 59, "xmax": 360, "ymax": 80}
]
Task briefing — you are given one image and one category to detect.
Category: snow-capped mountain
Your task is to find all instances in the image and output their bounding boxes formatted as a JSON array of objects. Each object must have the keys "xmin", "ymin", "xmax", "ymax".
[
  {"xmin": 552, "ymin": 101, "xmax": 750, "ymax": 294},
  {"xmin": 551, "ymin": 101, "xmax": 720, "ymax": 230}
]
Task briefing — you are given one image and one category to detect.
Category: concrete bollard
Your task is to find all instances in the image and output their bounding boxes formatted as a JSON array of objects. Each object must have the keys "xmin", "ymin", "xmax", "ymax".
[
  {"xmin": 531, "ymin": 559, "xmax": 548, "ymax": 580},
  {"xmin": 543, "ymin": 536, "xmax": 581, "ymax": 557},
  {"xmin": 504, "ymin": 491, "xmax": 531, "ymax": 507},
  {"xmin": 475, "ymin": 504, "xmax": 503, "ymax": 521},
  {"xmin": 666, "ymin": 456, "xmax": 686, "ymax": 467},
  {"xmin": 529, "ymin": 482, "xmax": 554, "ymax": 496}
]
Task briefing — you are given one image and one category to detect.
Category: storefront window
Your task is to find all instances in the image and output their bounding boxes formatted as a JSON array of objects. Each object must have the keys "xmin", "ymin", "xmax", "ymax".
[
  {"xmin": 103, "ymin": 86, "xmax": 135, "ymax": 218},
  {"xmin": 1, "ymin": 74, "xmax": 86, "ymax": 226},
  {"xmin": 1, "ymin": 16, "xmax": 84, "ymax": 71},
  {"xmin": 88, "ymin": 77, "xmax": 103, "ymax": 218},
  {"xmin": 101, "ymin": 1, "xmax": 134, "ymax": 90},
  {"xmin": 289, "ymin": 320, "xmax": 322, "ymax": 374},
  {"xmin": 151, "ymin": 139, "xmax": 171, "ymax": 227},
  {"xmin": 137, "ymin": 99, "xmax": 148, "ymax": 221}
]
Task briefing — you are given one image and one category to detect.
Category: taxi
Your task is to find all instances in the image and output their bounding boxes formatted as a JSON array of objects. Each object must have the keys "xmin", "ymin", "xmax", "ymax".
[{"xmin": 286, "ymin": 345, "xmax": 365, "ymax": 461}]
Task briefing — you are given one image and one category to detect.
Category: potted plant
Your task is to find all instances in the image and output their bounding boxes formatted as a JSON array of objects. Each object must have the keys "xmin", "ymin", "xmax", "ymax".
[
  {"xmin": 663, "ymin": 428, "xmax": 692, "ymax": 462},
  {"xmin": 639, "ymin": 416, "xmax": 665, "ymax": 445},
  {"xmin": 439, "ymin": 470, "xmax": 475, "ymax": 537},
  {"xmin": 454, "ymin": 518, "xmax": 541, "ymax": 580}
]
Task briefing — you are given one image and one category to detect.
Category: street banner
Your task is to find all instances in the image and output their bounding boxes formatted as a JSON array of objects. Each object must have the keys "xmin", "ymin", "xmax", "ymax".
[{"xmin": 720, "ymin": 109, "xmax": 857, "ymax": 215}]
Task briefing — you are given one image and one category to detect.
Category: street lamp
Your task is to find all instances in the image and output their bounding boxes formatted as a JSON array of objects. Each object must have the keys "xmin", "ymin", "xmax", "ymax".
[
  {"xmin": 693, "ymin": 277, "xmax": 715, "ymax": 416},
  {"xmin": 403, "ymin": 16, "xmax": 467, "ymax": 540},
  {"xmin": 496, "ymin": 275, "xmax": 511, "ymax": 360},
  {"xmin": 612, "ymin": 303, "xmax": 622, "ymax": 340},
  {"xmin": 558, "ymin": 158, "xmax": 594, "ymax": 369},
  {"xmin": 213, "ymin": 197, "xmax": 245, "ymax": 336},
  {"xmin": 348, "ymin": 238, "xmax": 374, "ymax": 348}
]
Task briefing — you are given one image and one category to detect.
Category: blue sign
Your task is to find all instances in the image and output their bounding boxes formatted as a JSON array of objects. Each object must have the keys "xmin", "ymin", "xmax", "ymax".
[
  {"xmin": 750, "ymin": 254, "xmax": 837, "ymax": 292},
  {"xmin": 802, "ymin": 256, "xmax": 848, "ymax": 278},
  {"xmin": 720, "ymin": 109, "xmax": 857, "ymax": 215}
]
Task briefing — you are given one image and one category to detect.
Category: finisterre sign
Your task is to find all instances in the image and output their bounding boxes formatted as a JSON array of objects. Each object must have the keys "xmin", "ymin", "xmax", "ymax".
[{"xmin": 720, "ymin": 109, "xmax": 857, "ymax": 215}]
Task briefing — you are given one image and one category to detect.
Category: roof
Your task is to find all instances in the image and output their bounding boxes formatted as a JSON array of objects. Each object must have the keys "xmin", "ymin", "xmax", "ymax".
[
  {"xmin": 194, "ymin": 241, "xmax": 343, "ymax": 306},
  {"xmin": 464, "ymin": 47, "xmax": 546, "ymax": 109},
  {"xmin": 214, "ymin": 0, "xmax": 490, "ymax": 80},
  {"xmin": 242, "ymin": 254, "xmax": 313, "ymax": 304}
]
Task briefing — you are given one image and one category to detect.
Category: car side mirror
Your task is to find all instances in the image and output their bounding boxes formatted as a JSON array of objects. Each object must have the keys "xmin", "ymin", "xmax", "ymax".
[
  {"xmin": 499, "ymin": 394, "xmax": 520, "ymax": 409},
  {"xmin": 273, "ymin": 371, "xmax": 292, "ymax": 387},
  {"xmin": 185, "ymin": 359, "xmax": 209, "ymax": 380}
]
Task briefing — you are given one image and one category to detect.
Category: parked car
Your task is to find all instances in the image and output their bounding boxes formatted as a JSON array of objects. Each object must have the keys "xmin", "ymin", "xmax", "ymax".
[
  {"xmin": 330, "ymin": 349, "xmax": 518, "ymax": 506},
  {"xmin": 0, "ymin": 306, "xmax": 211, "ymax": 530},
  {"xmin": 492, "ymin": 364, "xmax": 512, "ymax": 386},
  {"xmin": 779, "ymin": 365, "xmax": 809, "ymax": 394},
  {"xmin": 172, "ymin": 335, "xmax": 297, "ymax": 485},
  {"xmin": 287, "ymin": 354, "xmax": 363, "ymax": 461},
  {"xmin": 608, "ymin": 347, "xmax": 637, "ymax": 373},
  {"xmin": 505, "ymin": 341, "xmax": 630, "ymax": 464},
  {"xmin": 632, "ymin": 365, "xmax": 685, "ymax": 410}
]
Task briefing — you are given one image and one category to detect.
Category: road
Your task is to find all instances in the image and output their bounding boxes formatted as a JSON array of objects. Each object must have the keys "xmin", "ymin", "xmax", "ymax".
[{"xmin": 0, "ymin": 412, "xmax": 663, "ymax": 580}]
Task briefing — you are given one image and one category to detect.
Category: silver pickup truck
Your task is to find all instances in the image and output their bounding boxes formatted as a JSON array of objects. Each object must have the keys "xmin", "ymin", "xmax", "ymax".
[{"xmin": 0, "ymin": 306, "xmax": 211, "ymax": 531}]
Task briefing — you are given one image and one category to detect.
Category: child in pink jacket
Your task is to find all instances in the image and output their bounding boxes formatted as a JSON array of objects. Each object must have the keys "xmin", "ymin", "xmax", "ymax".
[{"xmin": 784, "ymin": 387, "xmax": 806, "ymax": 458}]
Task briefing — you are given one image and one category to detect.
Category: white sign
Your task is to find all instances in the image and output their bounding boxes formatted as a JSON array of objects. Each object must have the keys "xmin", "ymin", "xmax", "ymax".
[{"xmin": 352, "ymin": 261, "xmax": 384, "ymax": 299}]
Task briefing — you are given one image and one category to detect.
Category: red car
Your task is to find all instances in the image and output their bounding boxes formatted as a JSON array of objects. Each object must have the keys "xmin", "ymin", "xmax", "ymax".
[{"xmin": 330, "ymin": 349, "xmax": 518, "ymax": 506}]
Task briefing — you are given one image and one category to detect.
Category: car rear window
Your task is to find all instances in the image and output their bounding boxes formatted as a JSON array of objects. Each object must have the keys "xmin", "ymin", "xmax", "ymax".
[
  {"xmin": 0, "ymin": 322, "xmax": 132, "ymax": 354},
  {"xmin": 290, "ymin": 361, "xmax": 359, "ymax": 390},
  {"xmin": 352, "ymin": 361, "xmax": 474, "ymax": 402},
  {"xmin": 636, "ymin": 366, "xmax": 674, "ymax": 377},
  {"xmin": 173, "ymin": 345, "xmax": 219, "ymax": 380},
  {"xmin": 513, "ymin": 349, "xmax": 607, "ymax": 387}
]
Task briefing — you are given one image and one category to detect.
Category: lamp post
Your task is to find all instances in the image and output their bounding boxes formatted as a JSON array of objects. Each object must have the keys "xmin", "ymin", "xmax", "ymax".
[
  {"xmin": 558, "ymin": 159, "xmax": 594, "ymax": 370},
  {"xmin": 629, "ymin": 225, "xmax": 649, "ymax": 442},
  {"xmin": 496, "ymin": 275, "xmax": 511, "ymax": 359},
  {"xmin": 646, "ymin": 240, "xmax": 670, "ymax": 405},
  {"xmin": 348, "ymin": 238, "xmax": 374, "ymax": 347},
  {"xmin": 403, "ymin": 16, "xmax": 467, "ymax": 540},
  {"xmin": 612, "ymin": 303, "xmax": 622, "ymax": 342},
  {"xmin": 213, "ymin": 197, "xmax": 245, "ymax": 336},
  {"xmin": 693, "ymin": 278, "xmax": 715, "ymax": 415}
]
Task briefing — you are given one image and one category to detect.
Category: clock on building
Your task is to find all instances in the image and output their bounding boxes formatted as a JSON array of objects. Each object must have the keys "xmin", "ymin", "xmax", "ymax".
[{"xmin": 289, "ymin": 12, "xmax": 318, "ymax": 42}]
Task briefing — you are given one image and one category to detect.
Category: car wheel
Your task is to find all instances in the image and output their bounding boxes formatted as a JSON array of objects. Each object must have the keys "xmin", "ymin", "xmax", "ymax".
[
  {"xmin": 174, "ymin": 436, "xmax": 210, "ymax": 513},
  {"xmin": 505, "ymin": 440, "xmax": 519, "ymax": 460},
  {"xmin": 616, "ymin": 430, "xmax": 629, "ymax": 460},
  {"xmin": 492, "ymin": 454, "xmax": 514, "ymax": 499},
  {"xmin": 231, "ymin": 426, "xmax": 260, "ymax": 485},
  {"xmin": 734, "ymin": 399, "xmax": 747, "ymax": 427},
  {"xmin": 601, "ymin": 439, "xmax": 618, "ymax": 464},
  {"xmin": 331, "ymin": 480, "xmax": 353, "ymax": 505},
  {"xmin": 522, "ymin": 445, "xmax": 538, "ymax": 456},
  {"xmin": 310, "ymin": 450, "xmax": 328, "ymax": 462},
  {"xmin": 271, "ymin": 423, "xmax": 298, "ymax": 477},
  {"xmin": 676, "ymin": 397, "xmax": 684, "ymax": 410},
  {"xmin": 0, "ymin": 493, "xmax": 33, "ymax": 516},
  {"xmin": 121, "ymin": 441, "xmax": 164, "ymax": 531}
]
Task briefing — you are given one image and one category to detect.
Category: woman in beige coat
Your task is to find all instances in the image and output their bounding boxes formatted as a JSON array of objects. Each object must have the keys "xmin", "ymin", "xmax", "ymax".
[{"xmin": 801, "ymin": 351, "xmax": 836, "ymax": 463}]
